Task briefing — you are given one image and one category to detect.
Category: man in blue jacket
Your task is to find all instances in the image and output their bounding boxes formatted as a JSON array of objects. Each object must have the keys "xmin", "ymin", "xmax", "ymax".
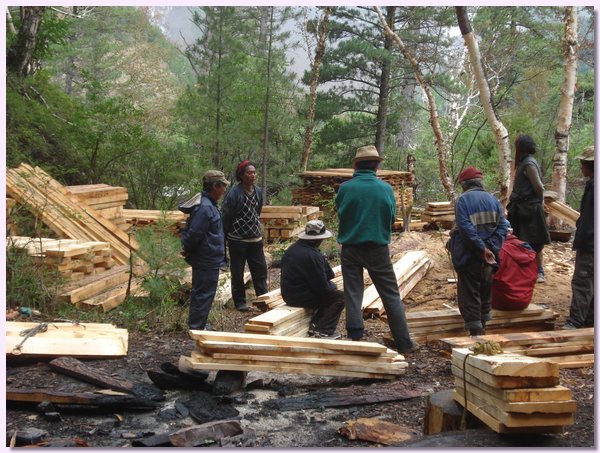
[
  {"xmin": 180, "ymin": 170, "xmax": 230, "ymax": 330},
  {"xmin": 563, "ymin": 146, "xmax": 594, "ymax": 329},
  {"xmin": 449, "ymin": 166, "xmax": 509, "ymax": 336},
  {"xmin": 335, "ymin": 145, "xmax": 419, "ymax": 354}
]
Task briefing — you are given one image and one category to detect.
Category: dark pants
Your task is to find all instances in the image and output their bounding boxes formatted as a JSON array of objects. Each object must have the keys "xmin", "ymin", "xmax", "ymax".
[
  {"xmin": 189, "ymin": 267, "xmax": 220, "ymax": 330},
  {"xmin": 457, "ymin": 262, "xmax": 494, "ymax": 330},
  {"xmin": 285, "ymin": 289, "xmax": 345, "ymax": 335},
  {"xmin": 341, "ymin": 244, "xmax": 413, "ymax": 352},
  {"xmin": 566, "ymin": 251, "xmax": 594, "ymax": 327},
  {"xmin": 228, "ymin": 239, "xmax": 268, "ymax": 307}
]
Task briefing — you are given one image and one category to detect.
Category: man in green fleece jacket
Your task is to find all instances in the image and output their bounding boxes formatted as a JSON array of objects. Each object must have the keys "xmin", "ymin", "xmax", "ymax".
[{"xmin": 335, "ymin": 145, "xmax": 419, "ymax": 354}]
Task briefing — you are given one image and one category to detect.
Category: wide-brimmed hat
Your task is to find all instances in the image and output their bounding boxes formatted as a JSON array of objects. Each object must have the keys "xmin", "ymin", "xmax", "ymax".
[
  {"xmin": 202, "ymin": 170, "xmax": 230, "ymax": 186},
  {"xmin": 352, "ymin": 145, "xmax": 384, "ymax": 164},
  {"xmin": 575, "ymin": 146, "xmax": 594, "ymax": 162},
  {"xmin": 298, "ymin": 220, "xmax": 332, "ymax": 240}
]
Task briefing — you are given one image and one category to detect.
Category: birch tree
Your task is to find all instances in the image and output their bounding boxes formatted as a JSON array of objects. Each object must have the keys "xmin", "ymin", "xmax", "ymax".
[
  {"xmin": 551, "ymin": 6, "xmax": 579, "ymax": 207},
  {"xmin": 300, "ymin": 6, "xmax": 331, "ymax": 172},
  {"xmin": 455, "ymin": 6, "xmax": 512, "ymax": 204},
  {"xmin": 374, "ymin": 6, "xmax": 455, "ymax": 201},
  {"xmin": 7, "ymin": 6, "xmax": 46, "ymax": 76}
]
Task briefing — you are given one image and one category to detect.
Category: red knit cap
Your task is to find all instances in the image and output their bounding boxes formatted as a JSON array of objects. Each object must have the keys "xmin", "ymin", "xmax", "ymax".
[
  {"xmin": 236, "ymin": 160, "xmax": 253, "ymax": 181},
  {"xmin": 458, "ymin": 166, "xmax": 483, "ymax": 183}
]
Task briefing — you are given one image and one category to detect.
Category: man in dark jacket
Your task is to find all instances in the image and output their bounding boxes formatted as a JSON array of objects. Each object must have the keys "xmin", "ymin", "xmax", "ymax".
[
  {"xmin": 281, "ymin": 220, "xmax": 345, "ymax": 339},
  {"xmin": 221, "ymin": 160, "xmax": 268, "ymax": 312},
  {"xmin": 335, "ymin": 145, "xmax": 419, "ymax": 354},
  {"xmin": 180, "ymin": 170, "xmax": 230, "ymax": 330},
  {"xmin": 563, "ymin": 146, "xmax": 594, "ymax": 329},
  {"xmin": 450, "ymin": 166, "xmax": 509, "ymax": 336}
]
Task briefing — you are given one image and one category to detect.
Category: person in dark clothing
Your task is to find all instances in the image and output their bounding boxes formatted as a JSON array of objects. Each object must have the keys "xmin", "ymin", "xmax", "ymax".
[
  {"xmin": 221, "ymin": 160, "xmax": 268, "ymax": 312},
  {"xmin": 449, "ymin": 166, "xmax": 509, "ymax": 336},
  {"xmin": 507, "ymin": 134, "xmax": 551, "ymax": 283},
  {"xmin": 281, "ymin": 220, "xmax": 345, "ymax": 339},
  {"xmin": 335, "ymin": 145, "xmax": 419, "ymax": 354},
  {"xmin": 563, "ymin": 146, "xmax": 594, "ymax": 329},
  {"xmin": 180, "ymin": 170, "xmax": 230, "ymax": 330}
]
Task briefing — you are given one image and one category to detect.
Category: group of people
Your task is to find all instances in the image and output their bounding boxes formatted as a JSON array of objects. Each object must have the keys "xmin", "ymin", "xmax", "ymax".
[
  {"xmin": 449, "ymin": 134, "xmax": 594, "ymax": 335},
  {"xmin": 179, "ymin": 145, "xmax": 419, "ymax": 354},
  {"xmin": 179, "ymin": 136, "xmax": 593, "ymax": 349}
]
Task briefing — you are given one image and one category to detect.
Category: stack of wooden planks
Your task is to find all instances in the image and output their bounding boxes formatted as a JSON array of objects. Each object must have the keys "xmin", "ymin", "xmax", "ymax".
[
  {"xmin": 7, "ymin": 236, "xmax": 115, "ymax": 281},
  {"xmin": 451, "ymin": 347, "xmax": 576, "ymax": 433},
  {"xmin": 6, "ymin": 321, "xmax": 128, "ymax": 358},
  {"xmin": 392, "ymin": 304, "xmax": 558, "ymax": 345},
  {"xmin": 544, "ymin": 198, "xmax": 580, "ymax": 228},
  {"xmin": 66, "ymin": 184, "xmax": 128, "ymax": 229},
  {"xmin": 440, "ymin": 328, "xmax": 594, "ymax": 369},
  {"xmin": 291, "ymin": 168, "xmax": 414, "ymax": 218},
  {"xmin": 421, "ymin": 201, "xmax": 454, "ymax": 228},
  {"xmin": 244, "ymin": 305, "xmax": 314, "ymax": 336},
  {"xmin": 252, "ymin": 265, "xmax": 343, "ymax": 311},
  {"xmin": 363, "ymin": 251, "xmax": 431, "ymax": 317},
  {"xmin": 180, "ymin": 330, "xmax": 407, "ymax": 379},
  {"xmin": 6, "ymin": 163, "xmax": 138, "ymax": 265},
  {"xmin": 121, "ymin": 209, "xmax": 187, "ymax": 234},
  {"xmin": 260, "ymin": 205, "xmax": 321, "ymax": 241}
]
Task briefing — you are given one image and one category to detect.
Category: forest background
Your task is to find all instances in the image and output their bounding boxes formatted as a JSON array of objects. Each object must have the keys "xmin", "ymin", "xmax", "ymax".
[{"xmin": 5, "ymin": 5, "xmax": 595, "ymax": 211}]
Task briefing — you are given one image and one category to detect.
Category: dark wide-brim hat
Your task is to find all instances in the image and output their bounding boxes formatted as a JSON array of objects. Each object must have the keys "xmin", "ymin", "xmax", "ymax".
[{"xmin": 352, "ymin": 145, "xmax": 384, "ymax": 164}]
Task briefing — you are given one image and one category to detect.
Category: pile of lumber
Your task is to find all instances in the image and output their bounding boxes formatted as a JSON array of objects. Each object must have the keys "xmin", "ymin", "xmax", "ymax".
[
  {"xmin": 6, "ymin": 163, "xmax": 138, "ymax": 265},
  {"xmin": 394, "ymin": 304, "xmax": 557, "ymax": 345},
  {"xmin": 244, "ymin": 305, "xmax": 314, "ymax": 336},
  {"xmin": 363, "ymin": 251, "xmax": 431, "ymax": 317},
  {"xmin": 451, "ymin": 347, "xmax": 576, "ymax": 433},
  {"xmin": 544, "ymin": 198, "xmax": 580, "ymax": 228},
  {"xmin": 66, "ymin": 184, "xmax": 128, "ymax": 229},
  {"xmin": 260, "ymin": 205, "xmax": 321, "ymax": 241},
  {"xmin": 6, "ymin": 321, "xmax": 128, "ymax": 358},
  {"xmin": 8, "ymin": 236, "xmax": 115, "ymax": 281},
  {"xmin": 421, "ymin": 201, "xmax": 454, "ymax": 228},
  {"xmin": 6, "ymin": 196, "xmax": 17, "ymax": 235},
  {"xmin": 180, "ymin": 330, "xmax": 407, "ymax": 379},
  {"xmin": 291, "ymin": 168, "xmax": 414, "ymax": 218},
  {"xmin": 440, "ymin": 328, "xmax": 594, "ymax": 369},
  {"xmin": 121, "ymin": 209, "xmax": 187, "ymax": 234}
]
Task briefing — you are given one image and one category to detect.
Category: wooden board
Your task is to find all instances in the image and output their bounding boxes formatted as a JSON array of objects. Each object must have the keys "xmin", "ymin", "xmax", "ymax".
[
  {"xmin": 451, "ymin": 348, "xmax": 559, "ymax": 378},
  {"xmin": 6, "ymin": 322, "xmax": 128, "ymax": 358}
]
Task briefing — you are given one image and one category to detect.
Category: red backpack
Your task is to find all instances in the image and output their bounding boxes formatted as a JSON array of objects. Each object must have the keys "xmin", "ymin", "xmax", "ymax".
[{"xmin": 491, "ymin": 234, "xmax": 538, "ymax": 310}]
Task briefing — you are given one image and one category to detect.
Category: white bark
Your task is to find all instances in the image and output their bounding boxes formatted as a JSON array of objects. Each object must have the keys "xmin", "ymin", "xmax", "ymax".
[{"xmin": 551, "ymin": 6, "xmax": 579, "ymax": 205}]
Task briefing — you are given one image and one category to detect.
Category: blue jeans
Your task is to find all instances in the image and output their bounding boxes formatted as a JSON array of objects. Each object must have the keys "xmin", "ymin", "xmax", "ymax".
[
  {"xmin": 341, "ymin": 244, "xmax": 413, "ymax": 351},
  {"xmin": 189, "ymin": 267, "xmax": 220, "ymax": 330}
]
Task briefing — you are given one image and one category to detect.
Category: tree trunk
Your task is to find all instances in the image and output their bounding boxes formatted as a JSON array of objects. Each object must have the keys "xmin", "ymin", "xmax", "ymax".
[
  {"xmin": 375, "ymin": 7, "xmax": 456, "ymax": 202},
  {"xmin": 300, "ymin": 6, "xmax": 331, "ymax": 173},
  {"xmin": 260, "ymin": 7, "xmax": 274, "ymax": 201},
  {"xmin": 455, "ymin": 6, "xmax": 511, "ymax": 205},
  {"xmin": 6, "ymin": 8, "xmax": 17, "ymax": 35},
  {"xmin": 214, "ymin": 12, "xmax": 224, "ymax": 169},
  {"xmin": 374, "ymin": 6, "xmax": 396, "ymax": 155},
  {"xmin": 551, "ymin": 6, "xmax": 578, "ymax": 214},
  {"xmin": 7, "ymin": 6, "xmax": 45, "ymax": 77}
]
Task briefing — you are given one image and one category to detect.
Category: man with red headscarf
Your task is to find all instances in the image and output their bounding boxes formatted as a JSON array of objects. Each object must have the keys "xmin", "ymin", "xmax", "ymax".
[
  {"xmin": 448, "ymin": 166, "xmax": 509, "ymax": 336},
  {"xmin": 221, "ymin": 160, "xmax": 268, "ymax": 311}
]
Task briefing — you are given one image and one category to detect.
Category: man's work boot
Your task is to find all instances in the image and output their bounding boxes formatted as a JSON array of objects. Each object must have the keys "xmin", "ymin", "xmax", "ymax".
[{"xmin": 235, "ymin": 303, "xmax": 249, "ymax": 312}]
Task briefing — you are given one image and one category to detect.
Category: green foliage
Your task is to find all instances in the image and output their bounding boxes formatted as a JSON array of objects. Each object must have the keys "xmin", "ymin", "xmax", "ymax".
[{"xmin": 6, "ymin": 240, "xmax": 66, "ymax": 314}]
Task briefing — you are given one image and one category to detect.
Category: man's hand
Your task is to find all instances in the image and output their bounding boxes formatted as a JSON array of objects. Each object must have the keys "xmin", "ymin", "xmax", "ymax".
[{"xmin": 482, "ymin": 248, "xmax": 497, "ymax": 265}]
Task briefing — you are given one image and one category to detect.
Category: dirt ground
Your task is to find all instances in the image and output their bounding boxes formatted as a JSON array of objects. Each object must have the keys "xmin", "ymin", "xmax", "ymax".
[{"xmin": 5, "ymin": 231, "xmax": 595, "ymax": 447}]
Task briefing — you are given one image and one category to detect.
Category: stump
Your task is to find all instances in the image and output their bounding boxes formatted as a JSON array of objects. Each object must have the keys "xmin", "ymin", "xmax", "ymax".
[{"xmin": 423, "ymin": 389, "xmax": 482, "ymax": 435}]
